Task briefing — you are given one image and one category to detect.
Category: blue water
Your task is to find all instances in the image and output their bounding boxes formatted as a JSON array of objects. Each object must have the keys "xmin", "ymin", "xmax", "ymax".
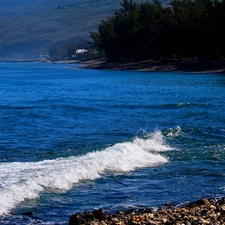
[{"xmin": 0, "ymin": 62, "xmax": 224, "ymax": 224}]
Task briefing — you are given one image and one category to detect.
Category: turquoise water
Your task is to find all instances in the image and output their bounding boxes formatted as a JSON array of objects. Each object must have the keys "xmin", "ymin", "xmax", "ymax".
[{"xmin": 0, "ymin": 62, "xmax": 224, "ymax": 224}]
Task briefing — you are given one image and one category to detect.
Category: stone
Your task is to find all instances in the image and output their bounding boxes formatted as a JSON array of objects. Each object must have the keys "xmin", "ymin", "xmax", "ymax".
[
  {"xmin": 69, "ymin": 212, "xmax": 84, "ymax": 225},
  {"xmin": 68, "ymin": 197, "xmax": 225, "ymax": 225},
  {"xmin": 188, "ymin": 203, "xmax": 198, "ymax": 208},
  {"xmin": 195, "ymin": 198, "xmax": 211, "ymax": 206},
  {"xmin": 22, "ymin": 211, "xmax": 34, "ymax": 216},
  {"xmin": 93, "ymin": 209, "xmax": 108, "ymax": 220},
  {"xmin": 201, "ymin": 209, "xmax": 208, "ymax": 216}
]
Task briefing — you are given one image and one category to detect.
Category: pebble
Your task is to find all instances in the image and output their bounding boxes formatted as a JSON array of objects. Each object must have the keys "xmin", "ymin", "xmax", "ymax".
[{"xmin": 69, "ymin": 197, "xmax": 225, "ymax": 225}]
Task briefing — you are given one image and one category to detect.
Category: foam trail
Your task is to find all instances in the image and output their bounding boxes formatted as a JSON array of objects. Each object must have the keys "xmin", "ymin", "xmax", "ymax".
[{"xmin": 0, "ymin": 130, "xmax": 173, "ymax": 215}]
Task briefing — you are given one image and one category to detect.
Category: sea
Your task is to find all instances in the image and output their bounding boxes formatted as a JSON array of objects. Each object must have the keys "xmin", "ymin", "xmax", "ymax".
[{"xmin": 0, "ymin": 62, "xmax": 224, "ymax": 224}]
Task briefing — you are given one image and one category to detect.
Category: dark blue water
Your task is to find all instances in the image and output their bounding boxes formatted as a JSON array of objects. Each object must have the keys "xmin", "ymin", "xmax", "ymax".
[{"xmin": 0, "ymin": 62, "xmax": 224, "ymax": 224}]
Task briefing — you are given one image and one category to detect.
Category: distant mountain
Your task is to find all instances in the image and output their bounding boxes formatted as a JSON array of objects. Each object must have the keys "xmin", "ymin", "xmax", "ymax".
[
  {"xmin": 0, "ymin": 0, "xmax": 83, "ymax": 16},
  {"xmin": 0, "ymin": 0, "xmax": 122, "ymax": 60},
  {"xmin": 0, "ymin": 0, "xmax": 170, "ymax": 61}
]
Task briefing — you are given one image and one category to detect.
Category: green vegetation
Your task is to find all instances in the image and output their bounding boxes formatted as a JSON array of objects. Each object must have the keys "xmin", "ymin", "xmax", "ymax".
[
  {"xmin": 48, "ymin": 39, "xmax": 89, "ymax": 61},
  {"xmin": 90, "ymin": 0, "xmax": 225, "ymax": 62}
]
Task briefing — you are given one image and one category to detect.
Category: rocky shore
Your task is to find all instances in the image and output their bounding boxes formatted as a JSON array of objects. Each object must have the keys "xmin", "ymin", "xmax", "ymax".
[
  {"xmin": 80, "ymin": 59, "xmax": 225, "ymax": 73},
  {"xmin": 69, "ymin": 197, "xmax": 225, "ymax": 225}
]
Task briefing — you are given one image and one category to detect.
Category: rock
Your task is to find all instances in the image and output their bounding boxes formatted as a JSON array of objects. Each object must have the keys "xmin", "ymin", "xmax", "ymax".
[
  {"xmin": 185, "ymin": 221, "xmax": 192, "ymax": 225},
  {"xmin": 93, "ymin": 209, "xmax": 108, "ymax": 220},
  {"xmin": 221, "ymin": 197, "xmax": 225, "ymax": 204},
  {"xmin": 68, "ymin": 197, "xmax": 225, "ymax": 225},
  {"xmin": 187, "ymin": 203, "xmax": 198, "ymax": 208},
  {"xmin": 68, "ymin": 212, "xmax": 83, "ymax": 225},
  {"xmin": 117, "ymin": 210, "xmax": 125, "ymax": 215},
  {"xmin": 22, "ymin": 211, "xmax": 34, "ymax": 216},
  {"xmin": 125, "ymin": 209, "xmax": 136, "ymax": 215},
  {"xmin": 195, "ymin": 198, "xmax": 211, "ymax": 206},
  {"xmin": 69, "ymin": 211, "xmax": 94, "ymax": 225},
  {"xmin": 208, "ymin": 198, "xmax": 218, "ymax": 204}
]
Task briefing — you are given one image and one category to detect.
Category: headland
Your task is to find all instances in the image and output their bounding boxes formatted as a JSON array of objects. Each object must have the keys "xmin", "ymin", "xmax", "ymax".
[{"xmin": 79, "ymin": 59, "xmax": 225, "ymax": 73}]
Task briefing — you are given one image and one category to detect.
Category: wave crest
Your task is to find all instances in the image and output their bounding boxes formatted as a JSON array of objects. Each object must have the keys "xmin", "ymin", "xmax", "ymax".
[{"xmin": 0, "ymin": 130, "xmax": 172, "ymax": 215}]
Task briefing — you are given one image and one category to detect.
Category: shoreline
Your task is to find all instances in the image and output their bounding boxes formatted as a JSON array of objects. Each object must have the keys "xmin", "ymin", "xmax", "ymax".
[
  {"xmin": 79, "ymin": 59, "xmax": 225, "ymax": 73},
  {"xmin": 69, "ymin": 197, "xmax": 225, "ymax": 224},
  {"xmin": 1, "ymin": 58, "xmax": 225, "ymax": 73}
]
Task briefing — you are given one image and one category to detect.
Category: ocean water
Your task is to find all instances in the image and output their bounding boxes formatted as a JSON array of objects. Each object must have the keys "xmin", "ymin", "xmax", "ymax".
[{"xmin": 0, "ymin": 62, "xmax": 224, "ymax": 224}]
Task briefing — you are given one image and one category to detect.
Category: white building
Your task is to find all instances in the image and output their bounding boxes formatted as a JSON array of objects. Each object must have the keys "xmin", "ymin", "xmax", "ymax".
[{"xmin": 76, "ymin": 49, "xmax": 88, "ymax": 54}]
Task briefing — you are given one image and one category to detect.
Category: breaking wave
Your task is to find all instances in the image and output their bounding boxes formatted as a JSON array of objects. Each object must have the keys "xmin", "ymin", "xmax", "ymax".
[{"xmin": 0, "ymin": 130, "xmax": 173, "ymax": 215}]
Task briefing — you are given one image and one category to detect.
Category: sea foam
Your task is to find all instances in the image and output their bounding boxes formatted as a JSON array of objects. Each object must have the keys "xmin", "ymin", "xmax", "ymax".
[{"xmin": 0, "ymin": 130, "xmax": 172, "ymax": 215}]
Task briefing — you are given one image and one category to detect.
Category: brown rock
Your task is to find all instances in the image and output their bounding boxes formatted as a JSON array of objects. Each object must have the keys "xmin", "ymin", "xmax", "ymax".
[
  {"xmin": 93, "ymin": 209, "xmax": 108, "ymax": 220},
  {"xmin": 195, "ymin": 198, "xmax": 211, "ymax": 206},
  {"xmin": 69, "ymin": 212, "xmax": 82, "ymax": 225},
  {"xmin": 68, "ymin": 197, "xmax": 225, "ymax": 225}
]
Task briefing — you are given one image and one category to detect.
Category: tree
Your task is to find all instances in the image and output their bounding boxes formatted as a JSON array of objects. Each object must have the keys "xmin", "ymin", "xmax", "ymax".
[
  {"xmin": 90, "ymin": 0, "xmax": 225, "ymax": 62},
  {"xmin": 90, "ymin": 16, "xmax": 118, "ymax": 61}
]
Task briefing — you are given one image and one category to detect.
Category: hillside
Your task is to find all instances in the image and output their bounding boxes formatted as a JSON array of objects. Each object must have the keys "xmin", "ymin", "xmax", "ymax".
[
  {"xmin": 0, "ymin": 0, "xmax": 123, "ymax": 61},
  {"xmin": 0, "ymin": 0, "xmax": 81, "ymax": 16}
]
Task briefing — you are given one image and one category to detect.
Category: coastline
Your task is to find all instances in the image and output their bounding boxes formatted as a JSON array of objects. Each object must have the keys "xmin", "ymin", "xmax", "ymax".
[
  {"xmin": 69, "ymin": 60, "xmax": 225, "ymax": 224},
  {"xmin": 2, "ymin": 58, "xmax": 225, "ymax": 73},
  {"xmin": 69, "ymin": 197, "xmax": 225, "ymax": 225},
  {"xmin": 79, "ymin": 59, "xmax": 225, "ymax": 73}
]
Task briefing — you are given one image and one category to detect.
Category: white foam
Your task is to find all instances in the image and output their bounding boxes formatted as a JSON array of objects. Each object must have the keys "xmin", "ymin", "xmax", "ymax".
[
  {"xmin": 178, "ymin": 102, "xmax": 191, "ymax": 107},
  {"xmin": 166, "ymin": 126, "xmax": 182, "ymax": 137},
  {"xmin": 0, "ymin": 130, "xmax": 172, "ymax": 215}
]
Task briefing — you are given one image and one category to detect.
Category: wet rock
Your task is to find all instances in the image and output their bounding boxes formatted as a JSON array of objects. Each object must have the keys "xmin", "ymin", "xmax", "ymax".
[
  {"xmin": 208, "ymin": 198, "xmax": 218, "ymax": 204},
  {"xmin": 125, "ymin": 209, "xmax": 136, "ymax": 215},
  {"xmin": 69, "ymin": 212, "xmax": 83, "ymax": 225},
  {"xmin": 22, "ymin": 211, "xmax": 34, "ymax": 216},
  {"xmin": 69, "ymin": 211, "xmax": 94, "ymax": 225},
  {"xmin": 69, "ymin": 197, "xmax": 225, "ymax": 225},
  {"xmin": 195, "ymin": 198, "xmax": 211, "ymax": 206},
  {"xmin": 185, "ymin": 221, "xmax": 192, "ymax": 225},
  {"xmin": 93, "ymin": 209, "xmax": 108, "ymax": 220},
  {"xmin": 187, "ymin": 202, "xmax": 198, "ymax": 208},
  {"xmin": 201, "ymin": 209, "xmax": 208, "ymax": 216},
  {"xmin": 117, "ymin": 210, "xmax": 125, "ymax": 215}
]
